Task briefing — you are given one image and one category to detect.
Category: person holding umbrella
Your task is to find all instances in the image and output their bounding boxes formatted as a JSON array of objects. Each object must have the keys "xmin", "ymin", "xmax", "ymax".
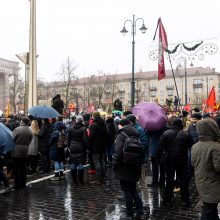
[{"xmin": 12, "ymin": 117, "xmax": 33, "ymax": 189}]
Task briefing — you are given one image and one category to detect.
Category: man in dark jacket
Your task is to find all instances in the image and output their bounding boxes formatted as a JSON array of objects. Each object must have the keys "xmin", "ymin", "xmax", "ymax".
[
  {"xmin": 38, "ymin": 119, "xmax": 53, "ymax": 173},
  {"xmin": 87, "ymin": 111, "xmax": 109, "ymax": 184},
  {"xmin": 113, "ymin": 118, "xmax": 144, "ymax": 219},
  {"xmin": 12, "ymin": 117, "xmax": 33, "ymax": 189},
  {"xmin": 157, "ymin": 118, "xmax": 194, "ymax": 205},
  {"xmin": 52, "ymin": 94, "xmax": 64, "ymax": 115}
]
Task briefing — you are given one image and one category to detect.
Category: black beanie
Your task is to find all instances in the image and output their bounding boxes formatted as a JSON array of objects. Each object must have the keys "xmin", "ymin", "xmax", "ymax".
[
  {"xmin": 172, "ymin": 118, "xmax": 183, "ymax": 128},
  {"xmin": 126, "ymin": 114, "xmax": 136, "ymax": 124},
  {"xmin": 192, "ymin": 113, "xmax": 202, "ymax": 120},
  {"xmin": 119, "ymin": 118, "xmax": 130, "ymax": 127}
]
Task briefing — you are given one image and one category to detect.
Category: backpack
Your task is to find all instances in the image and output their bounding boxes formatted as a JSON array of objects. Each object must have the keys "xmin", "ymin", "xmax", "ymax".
[
  {"xmin": 121, "ymin": 132, "xmax": 144, "ymax": 166},
  {"xmin": 57, "ymin": 130, "xmax": 68, "ymax": 148}
]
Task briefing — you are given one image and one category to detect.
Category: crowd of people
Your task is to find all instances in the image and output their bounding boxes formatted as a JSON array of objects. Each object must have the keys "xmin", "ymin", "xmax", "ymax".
[{"xmin": 0, "ymin": 106, "xmax": 220, "ymax": 220}]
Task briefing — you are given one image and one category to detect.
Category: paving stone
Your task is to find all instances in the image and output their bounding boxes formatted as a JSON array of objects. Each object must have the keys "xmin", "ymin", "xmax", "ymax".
[{"xmin": 0, "ymin": 165, "xmax": 219, "ymax": 219}]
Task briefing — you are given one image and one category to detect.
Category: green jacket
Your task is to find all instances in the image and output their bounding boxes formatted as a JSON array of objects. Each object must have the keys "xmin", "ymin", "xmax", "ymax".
[{"xmin": 191, "ymin": 118, "xmax": 220, "ymax": 203}]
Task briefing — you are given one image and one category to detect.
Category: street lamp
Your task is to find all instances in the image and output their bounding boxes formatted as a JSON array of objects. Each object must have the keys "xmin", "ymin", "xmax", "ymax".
[{"xmin": 120, "ymin": 15, "xmax": 147, "ymax": 107}]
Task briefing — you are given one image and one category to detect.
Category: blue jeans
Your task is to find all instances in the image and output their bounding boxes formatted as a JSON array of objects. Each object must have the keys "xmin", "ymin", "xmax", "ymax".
[
  {"xmin": 120, "ymin": 180, "xmax": 143, "ymax": 216},
  {"xmin": 54, "ymin": 161, "xmax": 64, "ymax": 173},
  {"xmin": 70, "ymin": 163, "xmax": 84, "ymax": 170}
]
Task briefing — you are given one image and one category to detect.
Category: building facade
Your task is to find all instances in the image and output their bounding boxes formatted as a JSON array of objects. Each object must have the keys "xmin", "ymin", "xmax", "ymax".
[
  {"xmin": 0, "ymin": 58, "xmax": 20, "ymax": 111},
  {"xmin": 45, "ymin": 66, "xmax": 220, "ymax": 112}
]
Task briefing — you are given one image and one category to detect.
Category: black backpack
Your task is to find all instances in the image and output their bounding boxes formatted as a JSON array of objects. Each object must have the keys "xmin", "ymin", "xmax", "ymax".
[{"xmin": 121, "ymin": 132, "xmax": 144, "ymax": 166}]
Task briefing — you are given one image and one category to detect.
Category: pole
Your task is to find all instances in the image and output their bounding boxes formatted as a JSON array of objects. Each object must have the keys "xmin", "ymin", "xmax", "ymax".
[
  {"xmin": 28, "ymin": 0, "xmax": 37, "ymax": 109},
  {"xmin": 184, "ymin": 58, "xmax": 187, "ymax": 105},
  {"xmin": 168, "ymin": 54, "xmax": 182, "ymax": 114},
  {"xmin": 76, "ymin": 92, "xmax": 79, "ymax": 115},
  {"xmin": 131, "ymin": 15, "xmax": 135, "ymax": 108},
  {"xmin": 206, "ymin": 77, "xmax": 208, "ymax": 99}
]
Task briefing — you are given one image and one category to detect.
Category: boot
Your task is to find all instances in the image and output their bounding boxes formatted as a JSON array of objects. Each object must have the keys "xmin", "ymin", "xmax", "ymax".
[
  {"xmin": 51, "ymin": 172, "xmax": 60, "ymax": 181},
  {"xmin": 71, "ymin": 169, "xmax": 78, "ymax": 185},
  {"xmin": 59, "ymin": 171, "xmax": 65, "ymax": 180},
  {"xmin": 78, "ymin": 169, "xmax": 84, "ymax": 185}
]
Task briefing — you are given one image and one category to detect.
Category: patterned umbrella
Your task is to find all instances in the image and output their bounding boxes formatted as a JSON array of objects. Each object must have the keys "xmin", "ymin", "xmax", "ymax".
[{"xmin": 132, "ymin": 102, "xmax": 167, "ymax": 131}]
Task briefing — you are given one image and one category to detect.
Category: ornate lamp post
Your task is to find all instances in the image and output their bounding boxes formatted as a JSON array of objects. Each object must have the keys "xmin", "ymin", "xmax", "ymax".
[{"xmin": 120, "ymin": 15, "xmax": 147, "ymax": 107}]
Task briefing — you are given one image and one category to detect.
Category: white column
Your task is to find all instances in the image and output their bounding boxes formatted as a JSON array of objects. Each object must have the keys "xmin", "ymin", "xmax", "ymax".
[{"xmin": 28, "ymin": 0, "xmax": 37, "ymax": 109}]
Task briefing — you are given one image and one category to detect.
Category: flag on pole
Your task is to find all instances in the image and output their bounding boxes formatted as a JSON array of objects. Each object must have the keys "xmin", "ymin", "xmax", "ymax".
[
  {"xmin": 153, "ymin": 18, "xmax": 168, "ymax": 80},
  {"xmin": 183, "ymin": 103, "xmax": 191, "ymax": 112},
  {"xmin": 5, "ymin": 101, "xmax": 10, "ymax": 118},
  {"xmin": 206, "ymin": 86, "xmax": 216, "ymax": 110},
  {"xmin": 88, "ymin": 103, "xmax": 95, "ymax": 113}
]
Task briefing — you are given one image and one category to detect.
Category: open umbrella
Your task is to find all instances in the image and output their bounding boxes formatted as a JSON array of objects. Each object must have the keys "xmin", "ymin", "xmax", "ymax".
[
  {"xmin": 28, "ymin": 105, "xmax": 61, "ymax": 119},
  {"xmin": 112, "ymin": 110, "xmax": 123, "ymax": 115},
  {"xmin": 0, "ymin": 123, "xmax": 15, "ymax": 154},
  {"xmin": 132, "ymin": 102, "xmax": 167, "ymax": 131}
]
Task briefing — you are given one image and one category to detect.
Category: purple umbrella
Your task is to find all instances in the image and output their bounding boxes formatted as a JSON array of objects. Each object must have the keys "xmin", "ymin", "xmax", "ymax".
[{"xmin": 132, "ymin": 102, "xmax": 167, "ymax": 131}]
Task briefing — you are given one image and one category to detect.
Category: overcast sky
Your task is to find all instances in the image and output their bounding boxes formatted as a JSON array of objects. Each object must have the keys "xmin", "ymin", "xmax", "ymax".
[{"xmin": 0, "ymin": 0, "xmax": 220, "ymax": 81}]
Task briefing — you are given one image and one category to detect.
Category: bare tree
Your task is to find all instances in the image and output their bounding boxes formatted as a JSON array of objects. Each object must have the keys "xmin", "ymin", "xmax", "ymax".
[
  {"xmin": 9, "ymin": 73, "xmax": 24, "ymax": 114},
  {"xmin": 58, "ymin": 57, "xmax": 78, "ymax": 110}
]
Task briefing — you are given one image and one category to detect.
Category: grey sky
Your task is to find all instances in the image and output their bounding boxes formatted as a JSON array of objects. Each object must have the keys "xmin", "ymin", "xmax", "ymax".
[{"xmin": 0, "ymin": 0, "xmax": 220, "ymax": 81}]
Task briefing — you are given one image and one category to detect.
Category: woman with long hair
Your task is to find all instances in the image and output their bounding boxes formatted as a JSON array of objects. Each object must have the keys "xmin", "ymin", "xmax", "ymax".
[{"xmin": 28, "ymin": 120, "xmax": 40, "ymax": 173}]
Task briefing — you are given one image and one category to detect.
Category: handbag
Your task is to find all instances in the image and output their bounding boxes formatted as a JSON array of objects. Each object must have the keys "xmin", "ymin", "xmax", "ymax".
[{"xmin": 159, "ymin": 131, "xmax": 181, "ymax": 166}]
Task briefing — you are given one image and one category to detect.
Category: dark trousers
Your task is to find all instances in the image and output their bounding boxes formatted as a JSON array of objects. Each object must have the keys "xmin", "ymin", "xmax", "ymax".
[
  {"xmin": 91, "ymin": 153, "xmax": 105, "ymax": 179},
  {"xmin": 39, "ymin": 151, "xmax": 50, "ymax": 172},
  {"xmin": 28, "ymin": 155, "xmax": 39, "ymax": 172},
  {"xmin": 201, "ymin": 202, "xmax": 219, "ymax": 220},
  {"xmin": 164, "ymin": 160, "xmax": 189, "ymax": 202},
  {"xmin": 120, "ymin": 180, "xmax": 143, "ymax": 216},
  {"xmin": 13, "ymin": 158, "xmax": 27, "ymax": 189},
  {"xmin": 151, "ymin": 157, "xmax": 165, "ymax": 184},
  {"xmin": 0, "ymin": 170, "xmax": 9, "ymax": 187}
]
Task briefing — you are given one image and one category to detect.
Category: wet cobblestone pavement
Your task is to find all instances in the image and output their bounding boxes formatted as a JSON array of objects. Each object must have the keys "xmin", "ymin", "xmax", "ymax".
[{"xmin": 0, "ymin": 165, "xmax": 219, "ymax": 220}]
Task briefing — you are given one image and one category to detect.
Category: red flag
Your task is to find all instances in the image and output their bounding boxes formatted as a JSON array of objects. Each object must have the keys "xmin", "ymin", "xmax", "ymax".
[
  {"xmin": 88, "ymin": 103, "xmax": 95, "ymax": 113},
  {"xmin": 183, "ymin": 103, "xmax": 191, "ymax": 112},
  {"xmin": 154, "ymin": 18, "xmax": 168, "ymax": 80},
  {"xmin": 206, "ymin": 86, "xmax": 216, "ymax": 109}
]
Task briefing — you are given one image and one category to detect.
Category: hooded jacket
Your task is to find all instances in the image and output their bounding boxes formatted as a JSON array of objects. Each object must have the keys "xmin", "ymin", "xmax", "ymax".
[
  {"xmin": 191, "ymin": 118, "xmax": 220, "ymax": 203},
  {"xmin": 68, "ymin": 122, "xmax": 87, "ymax": 163},
  {"xmin": 88, "ymin": 116, "xmax": 108, "ymax": 153}
]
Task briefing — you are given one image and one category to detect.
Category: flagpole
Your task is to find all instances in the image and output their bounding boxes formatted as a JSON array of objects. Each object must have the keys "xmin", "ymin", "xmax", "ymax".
[{"xmin": 168, "ymin": 54, "xmax": 183, "ymax": 114}]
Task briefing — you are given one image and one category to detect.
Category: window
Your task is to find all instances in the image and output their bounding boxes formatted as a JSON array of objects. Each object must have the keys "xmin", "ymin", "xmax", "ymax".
[
  {"xmin": 194, "ymin": 88, "xmax": 202, "ymax": 94},
  {"xmin": 167, "ymin": 90, "xmax": 173, "ymax": 96},
  {"xmin": 193, "ymin": 79, "xmax": 203, "ymax": 84}
]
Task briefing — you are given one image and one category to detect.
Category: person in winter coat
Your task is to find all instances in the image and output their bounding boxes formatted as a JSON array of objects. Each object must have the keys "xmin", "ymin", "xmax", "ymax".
[
  {"xmin": 68, "ymin": 115, "xmax": 87, "ymax": 185},
  {"xmin": 105, "ymin": 115, "xmax": 116, "ymax": 166},
  {"xmin": 126, "ymin": 114, "xmax": 149, "ymax": 163},
  {"xmin": 28, "ymin": 120, "xmax": 40, "ymax": 173},
  {"xmin": 51, "ymin": 94, "xmax": 64, "ymax": 115},
  {"xmin": 157, "ymin": 118, "xmax": 194, "ymax": 205},
  {"xmin": 12, "ymin": 117, "xmax": 33, "ymax": 189},
  {"xmin": 113, "ymin": 118, "xmax": 144, "ymax": 219},
  {"xmin": 49, "ymin": 121, "xmax": 66, "ymax": 181},
  {"xmin": 191, "ymin": 118, "xmax": 220, "ymax": 220},
  {"xmin": 87, "ymin": 111, "xmax": 109, "ymax": 184},
  {"xmin": 38, "ymin": 119, "xmax": 53, "ymax": 173}
]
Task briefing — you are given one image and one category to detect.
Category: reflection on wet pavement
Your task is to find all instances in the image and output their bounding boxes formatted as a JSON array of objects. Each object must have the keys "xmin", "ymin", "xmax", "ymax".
[{"xmin": 0, "ymin": 164, "xmax": 219, "ymax": 219}]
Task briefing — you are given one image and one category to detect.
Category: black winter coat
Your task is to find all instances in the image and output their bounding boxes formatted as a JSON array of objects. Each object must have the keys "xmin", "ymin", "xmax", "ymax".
[
  {"xmin": 157, "ymin": 126, "xmax": 194, "ymax": 164},
  {"xmin": 88, "ymin": 116, "xmax": 108, "ymax": 153},
  {"xmin": 38, "ymin": 123, "xmax": 53, "ymax": 154},
  {"xmin": 106, "ymin": 118, "xmax": 116, "ymax": 148},
  {"xmin": 113, "ymin": 124, "xmax": 142, "ymax": 182},
  {"xmin": 68, "ymin": 123, "xmax": 87, "ymax": 164}
]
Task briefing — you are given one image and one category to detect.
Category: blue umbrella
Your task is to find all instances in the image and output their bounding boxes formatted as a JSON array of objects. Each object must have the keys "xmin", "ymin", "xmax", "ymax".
[
  {"xmin": 0, "ymin": 123, "xmax": 15, "ymax": 154},
  {"xmin": 28, "ymin": 105, "xmax": 61, "ymax": 119}
]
